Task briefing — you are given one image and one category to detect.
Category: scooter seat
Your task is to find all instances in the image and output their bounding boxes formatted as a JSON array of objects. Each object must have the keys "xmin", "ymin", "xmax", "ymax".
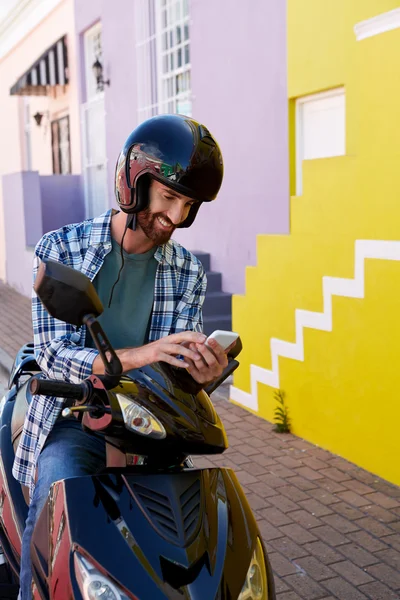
[
  {"xmin": 11, "ymin": 374, "xmax": 41, "ymax": 505},
  {"xmin": 11, "ymin": 376, "xmax": 41, "ymax": 456}
]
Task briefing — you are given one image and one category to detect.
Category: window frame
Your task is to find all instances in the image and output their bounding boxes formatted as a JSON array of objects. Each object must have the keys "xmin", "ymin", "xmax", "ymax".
[{"xmin": 51, "ymin": 114, "xmax": 71, "ymax": 175}]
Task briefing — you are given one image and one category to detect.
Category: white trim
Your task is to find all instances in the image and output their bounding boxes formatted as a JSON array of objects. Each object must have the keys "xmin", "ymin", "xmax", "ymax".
[
  {"xmin": 354, "ymin": 8, "xmax": 400, "ymax": 41},
  {"xmin": 230, "ymin": 239, "xmax": 400, "ymax": 411},
  {"xmin": 0, "ymin": 0, "xmax": 63, "ymax": 60},
  {"xmin": 295, "ymin": 87, "xmax": 345, "ymax": 196}
]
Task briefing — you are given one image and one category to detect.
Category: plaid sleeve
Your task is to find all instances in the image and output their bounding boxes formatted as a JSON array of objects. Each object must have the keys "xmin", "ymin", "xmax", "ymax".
[
  {"xmin": 172, "ymin": 263, "xmax": 207, "ymax": 333},
  {"xmin": 33, "ymin": 235, "xmax": 99, "ymax": 383}
]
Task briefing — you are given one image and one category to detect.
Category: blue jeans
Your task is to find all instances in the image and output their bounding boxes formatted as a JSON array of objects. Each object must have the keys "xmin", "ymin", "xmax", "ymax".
[{"xmin": 19, "ymin": 419, "xmax": 106, "ymax": 599}]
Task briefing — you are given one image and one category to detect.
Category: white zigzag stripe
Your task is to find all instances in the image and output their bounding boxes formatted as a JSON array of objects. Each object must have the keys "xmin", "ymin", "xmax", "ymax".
[{"xmin": 230, "ymin": 240, "xmax": 400, "ymax": 411}]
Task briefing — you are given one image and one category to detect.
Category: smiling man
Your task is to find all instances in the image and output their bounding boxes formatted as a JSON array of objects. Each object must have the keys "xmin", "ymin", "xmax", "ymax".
[{"xmin": 14, "ymin": 114, "xmax": 227, "ymax": 598}]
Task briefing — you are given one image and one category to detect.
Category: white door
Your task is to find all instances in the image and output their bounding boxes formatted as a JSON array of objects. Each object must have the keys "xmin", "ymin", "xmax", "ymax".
[{"xmin": 82, "ymin": 22, "xmax": 108, "ymax": 218}]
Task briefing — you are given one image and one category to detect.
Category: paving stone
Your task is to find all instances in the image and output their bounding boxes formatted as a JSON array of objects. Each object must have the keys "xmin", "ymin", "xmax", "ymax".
[
  {"xmin": 330, "ymin": 560, "xmax": 374, "ymax": 585},
  {"xmin": 311, "ymin": 525, "xmax": 348, "ymax": 546},
  {"xmin": 271, "ymin": 466, "xmax": 298, "ymax": 479},
  {"xmin": 317, "ymin": 478, "xmax": 347, "ymax": 494},
  {"xmin": 355, "ymin": 516, "xmax": 394, "ymax": 538},
  {"xmin": 293, "ymin": 556, "xmax": 335, "ymax": 581},
  {"xmin": 274, "ymin": 575, "xmax": 291, "ymax": 594},
  {"xmin": 322, "ymin": 577, "xmax": 368, "ymax": 599},
  {"xmin": 337, "ymin": 543, "xmax": 380, "ymax": 568},
  {"xmin": 297, "ymin": 499, "xmax": 334, "ymax": 518},
  {"xmin": 331, "ymin": 501, "xmax": 364, "ymax": 520},
  {"xmin": 244, "ymin": 461, "xmax": 269, "ymax": 476},
  {"xmin": 302, "ymin": 541, "xmax": 343, "ymax": 565},
  {"xmin": 318, "ymin": 467, "xmax": 352, "ymax": 483},
  {"xmin": 268, "ymin": 494, "xmax": 300, "ymax": 513},
  {"xmin": 259, "ymin": 507, "xmax": 294, "ymax": 527},
  {"xmin": 300, "ymin": 457, "xmax": 328, "ymax": 471},
  {"xmin": 365, "ymin": 563, "xmax": 400, "ymax": 590},
  {"xmin": 270, "ymin": 537, "xmax": 309, "ymax": 560},
  {"xmin": 247, "ymin": 481, "xmax": 279, "ymax": 498},
  {"xmin": 258, "ymin": 472, "xmax": 288, "ymax": 488},
  {"xmin": 320, "ymin": 513, "xmax": 360, "ymax": 534},
  {"xmin": 309, "ymin": 488, "xmax": 340, "ymax": 506},
  {"xmin": 347, "ymin": 530, "xmax": 390, "ymax": 553},
  {"xmin": 342, "ymin": 479, "xmax": 375, "ymax": 495},
  {"xmin": 283, "ymin": 573, "xmax": 327, "ymax": 600},
  {"xmin": 256, "ymin": 519, "xmax": 284, "ymax": 541},
  {"xmin": 295, "ymin": 467, "xmax": 324, "ymax": 481},
  {"xmin": 269, "ymin": 552, "xmax": 298, "ymax": 577},
  {"xmin": 279, "ymin": 524, "xmax": 317, "ymax": 545},
  {"xmin": 336, "ymin": 490, "xmax": 372, "ymax": 507},
  {"xmin": 279, "ymin": 486, "xmax": 311, "ymax": 503},
  {"xmin": 374, "ymin": 548, "xmax": 400, "ymax": 571},
  {"xmin": 289, "ymin": 476, "xmax": 319, "ymax": 492},
  {"xmin": 358, "ymin": 581, "xmax": 399, "ymax": 599},
  {"xmin": 276, "ymin": 455, "xmax": 303, "ymax": 469},
  {"xmin": 364, "ymin": 492, "xmax": 399, "ymax": 510},
  {"xmin": 370, "ymin": 481, "xmax": 400, "ymax": 499},
  {"xmin": 224, "ymin": 451, "xmax": 252, "ymax": 465},
  {"xmin": 245, "ymin": 493, "xmax": 271, "ymax": 512},
  {"xmin": 384, "ymin": 534, "xmax": 400, "ymax": 552},
  {"xmin": 288, "ymin": 510, "xmax": 322, "ymax": 529},
  {"xmin": 276, "ymin": 592, "xmax": 302, "ymax": 600}
]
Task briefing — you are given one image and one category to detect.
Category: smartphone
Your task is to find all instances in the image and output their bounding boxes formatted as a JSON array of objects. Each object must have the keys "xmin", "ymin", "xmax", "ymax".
[{"xmin": 205, "ymin": 329, "xmax": 239, "ymax": 351}]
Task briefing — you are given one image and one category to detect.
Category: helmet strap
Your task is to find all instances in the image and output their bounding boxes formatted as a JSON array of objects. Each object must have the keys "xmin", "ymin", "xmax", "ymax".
[{"xmin": 126, "ymin": 212, "xmax": 136, "ymax": 231}]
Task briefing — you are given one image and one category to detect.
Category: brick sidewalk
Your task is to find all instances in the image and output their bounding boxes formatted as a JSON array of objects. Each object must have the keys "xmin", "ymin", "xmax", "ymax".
[
  {"xmin": 1, "ymin": 279, "xmax": 400, "ymax": 599},
  {"xmin": 0, "ymin": 281, "xmax": 32, "ymax": 362}
]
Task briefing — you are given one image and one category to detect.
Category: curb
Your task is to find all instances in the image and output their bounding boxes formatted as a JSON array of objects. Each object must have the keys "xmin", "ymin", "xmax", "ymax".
[{"xmin": 0, "ymin": 347, "xmax": 13, "ymax": 376}]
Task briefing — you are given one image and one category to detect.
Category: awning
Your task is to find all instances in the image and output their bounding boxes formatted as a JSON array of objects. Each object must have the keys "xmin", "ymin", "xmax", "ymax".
[{"xmin": 10, "ymin": 35, "xmax": 68, "ymax": 96}]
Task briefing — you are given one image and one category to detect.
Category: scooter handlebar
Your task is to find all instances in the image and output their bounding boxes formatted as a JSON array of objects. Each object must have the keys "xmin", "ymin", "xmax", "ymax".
[{"xmin": 29, "ymin": 378, "xmax": 88, "ymax": 401}]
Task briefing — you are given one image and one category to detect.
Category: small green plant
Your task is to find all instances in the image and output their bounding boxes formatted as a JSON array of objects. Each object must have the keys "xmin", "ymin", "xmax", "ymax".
[{"xmin": 273, "ymin": 390, "xmax": 291, "ymax": 433}]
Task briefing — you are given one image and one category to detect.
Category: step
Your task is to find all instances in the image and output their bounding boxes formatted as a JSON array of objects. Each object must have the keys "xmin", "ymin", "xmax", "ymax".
[
  {"xmin": 192, "ymin": 251, "xmax": 211, "ymax": 272},
  {"xmin": 203, "ymin": 315, "xmax": 232, "ymax": 336},
  {"xmin": 206, "ymin": 271, "xmax": 222, "ymax": 293},
  {"xmin": 203, "ymin": 292, "xmax": 232, "ymax": 317}
]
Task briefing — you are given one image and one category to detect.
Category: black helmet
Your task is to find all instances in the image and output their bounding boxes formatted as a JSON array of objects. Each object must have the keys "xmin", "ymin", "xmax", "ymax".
[{"xmin": 115, "ymin": 114, "xmax": 223, "ymax": 228}]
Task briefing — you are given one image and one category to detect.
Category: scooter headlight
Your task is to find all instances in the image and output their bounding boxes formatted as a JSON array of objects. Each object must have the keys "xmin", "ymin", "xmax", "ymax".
[
  {"xmin": 116, "ymin": 394, "xmax": 166, "ymax": 439},
  {"xmin": 74, "ymin": 552, "xmax": 130, "ymax": 600},
  {"xmin": 238, "ymin": 538, "xmax": 269, "ymax": 600}
]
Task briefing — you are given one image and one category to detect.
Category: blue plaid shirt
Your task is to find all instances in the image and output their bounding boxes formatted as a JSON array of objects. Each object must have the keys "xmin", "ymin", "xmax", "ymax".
[{"xmin": 13, "ymin": 209, "xmax": 206, "ymax": 496}]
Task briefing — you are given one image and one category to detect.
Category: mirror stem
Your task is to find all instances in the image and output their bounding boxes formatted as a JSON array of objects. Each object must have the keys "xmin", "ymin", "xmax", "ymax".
[{"xmin": 83, "ymin": 314, "xmax": 122, "ymax": 389}]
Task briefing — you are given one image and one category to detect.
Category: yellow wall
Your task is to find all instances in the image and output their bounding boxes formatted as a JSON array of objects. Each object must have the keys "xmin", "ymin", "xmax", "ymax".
[{"xmin": 231, "ymin": 1, "xmax": 400, "ymax": 486}]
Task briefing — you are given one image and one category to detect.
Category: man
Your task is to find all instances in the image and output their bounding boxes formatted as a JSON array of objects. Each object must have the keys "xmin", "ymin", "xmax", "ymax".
[{"xmin": 13, "ymin": 114, "xmax": 228, "ymax": 598}]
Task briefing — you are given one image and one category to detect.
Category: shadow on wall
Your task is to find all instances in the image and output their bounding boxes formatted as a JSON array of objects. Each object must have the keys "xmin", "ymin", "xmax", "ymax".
[{"xmin": 2, "ymin": 171, "xmax": 85, "ymax": 296}]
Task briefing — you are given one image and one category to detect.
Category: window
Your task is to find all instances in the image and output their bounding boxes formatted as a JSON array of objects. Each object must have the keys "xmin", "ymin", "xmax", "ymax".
[
  {"xmin": 135, "ymin": 0, "xmax": 191, "ymax": 121},
  {"xmin": 51, "ymin": 115, "xmax": 71, "ymax": 174},
  {"xmin": 84, "ymin": 22, "xmax": 103, "ymax": 100},
  {"xmin": 296, "ymin": 88, "xmax": 345, "ymax": 195}
]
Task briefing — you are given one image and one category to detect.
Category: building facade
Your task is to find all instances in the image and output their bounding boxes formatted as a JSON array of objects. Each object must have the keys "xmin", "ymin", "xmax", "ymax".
[
  {"xmin": 0, "ymin": 0, "xmax": 289, "ymax": 296},
  {"xmin": 232, "ymin": 0, "xmax": 400, "ymax": 486}
]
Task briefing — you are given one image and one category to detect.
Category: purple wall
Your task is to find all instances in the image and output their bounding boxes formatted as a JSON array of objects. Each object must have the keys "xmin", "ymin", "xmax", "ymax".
[
  {"xmin": 175, "ymin": 0, "xmax": 289, "ymax": 293},
  {"xmin": 74, "ymin": 0, "xmax": 289, "ymax": 294},
  {"xmin": 2, "ymin": 172, "xmax": 37, "ymax": 296},
  {"xmin": 40, "ymin": 175, "xmax": 84, "ymax": 233},
  {"xmin": 2, "ymin": 171, "xmax": 85, "ymax": 295},
  {"xmin": 74, "ymin": 0, "xmax": 138, "ymax": 206}
]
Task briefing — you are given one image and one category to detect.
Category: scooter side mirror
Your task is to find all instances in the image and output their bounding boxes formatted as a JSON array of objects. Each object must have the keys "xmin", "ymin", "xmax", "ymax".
[
  {"xmin": 34, "ymin": 259, "xmax": 123, "ymax": 383},
  {"xmin": 34, "ymin": 259, "xmax": 103, "ymax": 326}
]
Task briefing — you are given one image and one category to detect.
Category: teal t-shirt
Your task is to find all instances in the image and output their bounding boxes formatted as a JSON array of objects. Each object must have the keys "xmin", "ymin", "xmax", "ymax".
[{"xmin": 87, "ymin": 238, "xmax": 158, "ymax": 350}]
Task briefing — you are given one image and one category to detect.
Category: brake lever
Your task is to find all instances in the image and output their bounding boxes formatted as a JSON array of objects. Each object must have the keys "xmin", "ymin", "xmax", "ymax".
[{"xmin": 61, "ymin": 405, "xmax": 111, "ymax": 418}]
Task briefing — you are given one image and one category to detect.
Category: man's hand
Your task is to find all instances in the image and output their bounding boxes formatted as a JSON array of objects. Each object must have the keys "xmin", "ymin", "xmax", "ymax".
[
  {"xmin": 184, "ymin": 338, "xmax": 233, "ymax": 384},
  {"xmin": 93, "ymin": 331, "xmax": 207, "ymax": 374}
]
